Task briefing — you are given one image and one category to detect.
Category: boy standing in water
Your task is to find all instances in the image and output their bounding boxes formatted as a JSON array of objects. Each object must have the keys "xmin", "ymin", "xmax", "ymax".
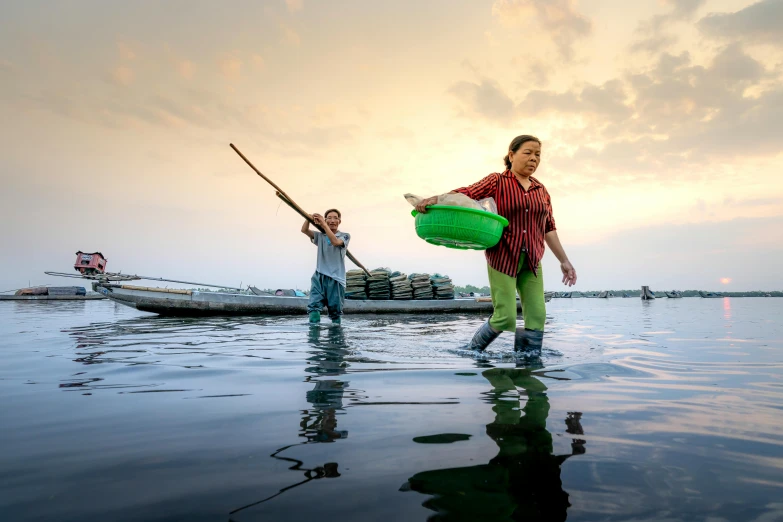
[{"xmin": 301, "ymin": 209, "xmax": 350, "ymax": 324}]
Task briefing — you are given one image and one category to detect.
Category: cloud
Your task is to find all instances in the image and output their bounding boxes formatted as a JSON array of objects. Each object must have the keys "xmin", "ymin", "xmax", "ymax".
[
  {"xmin": 280, "ymin": 23, "xmax": 301, "ymax": 46},
  {"xmin": 448, "ymin": 79, "xmax": 515, "ymax": 122},
  {"xmin": 178, "ymin": 59, "xmax": 195, "ymax": 79},
  {"xmin": 630, "ymin": 0, "xmax": 705, "ymax": 54},
  {"xmin": 251, "ymin": 54, "xmax": 265, "ymax": 71},
  {"xmin": 520, "ymin": 44, "xmax": 780, "ymax": 178},
  {"xmin": 109, "ymin": 66, "xmax": 134, "ymax": 86},
  {"xmin": 629, "ymin": 34, "xmax": 678, "ymax": 55},
  {"xmin": 663, "ymin": 0, "xmax": 707, "ymax": 18},
  {"xmin": 218, "ymin": 54, "xmax": 242, "ymax": 80},
  {"xmin": 117, "ymin": 42, "xmax": 137, "ymax": 61},
  {"xmin": 510, "ymin": 56, "xmax": 552, "ymax": 88},
  {"xmin": 449, "ymin": 77, "xmax": 631, "ymax": 124},
  {"xmin": 526, "ymin": 79, "xmax": 632, "ymax": 119},
  {"xmin": 491, "ymin": 0, "xmax": 591, "ymax": 61},
  {"xmin": 378, "ymin": 126, "xmax": 416, "ymax": 141},
  {"xmin": 285, "ymin": 0, "xmax": 302, "ymax": 12},
  {"xmin": 698, "ymin": 0, "xmax": 783, "ymax": 46}
]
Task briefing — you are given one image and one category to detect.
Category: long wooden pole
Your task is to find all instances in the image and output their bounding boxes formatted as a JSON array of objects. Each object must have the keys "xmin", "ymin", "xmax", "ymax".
[{"xmin": 230, "ymin": 144, "xmax": 373, "ymax": 278}]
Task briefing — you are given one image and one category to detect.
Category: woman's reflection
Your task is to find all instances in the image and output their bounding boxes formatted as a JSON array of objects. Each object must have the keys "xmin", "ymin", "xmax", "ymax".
[{"xmin": 402, "ymin": 363, "xmax": 585, "ymax": 521}]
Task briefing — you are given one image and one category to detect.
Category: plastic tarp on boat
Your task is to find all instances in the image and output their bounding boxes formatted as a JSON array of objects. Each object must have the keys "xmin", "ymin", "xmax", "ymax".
[
  {"xmin": 15, "ymin": 287, "xmax": 48, "ymax": 296},
  {"xmin": 274, "ymin": 289, "xmax": 307, "ymax": 297}
]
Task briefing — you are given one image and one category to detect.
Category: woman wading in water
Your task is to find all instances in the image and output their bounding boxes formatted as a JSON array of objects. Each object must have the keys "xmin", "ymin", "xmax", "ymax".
[{"xmin": 415, "ymin": 135, "xmax": 577, "ymax": 352}]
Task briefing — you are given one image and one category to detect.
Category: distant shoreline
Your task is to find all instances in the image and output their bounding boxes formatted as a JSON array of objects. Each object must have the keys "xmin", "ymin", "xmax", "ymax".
[{"xmin": 454, "ymin": 286, "xmax": 782, "ymax": 298}]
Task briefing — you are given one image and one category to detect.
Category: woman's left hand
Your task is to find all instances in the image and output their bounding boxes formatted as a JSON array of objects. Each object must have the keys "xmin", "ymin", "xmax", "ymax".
[{"xmin": 560, "ymin": 260, "xmax": 577, "ymax": 287}]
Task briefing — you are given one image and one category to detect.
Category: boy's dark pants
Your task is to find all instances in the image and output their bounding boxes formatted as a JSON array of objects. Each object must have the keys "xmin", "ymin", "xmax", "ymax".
[{"xmin": 308, "ymin": 272, "xmax": 345, "ymax": 321}]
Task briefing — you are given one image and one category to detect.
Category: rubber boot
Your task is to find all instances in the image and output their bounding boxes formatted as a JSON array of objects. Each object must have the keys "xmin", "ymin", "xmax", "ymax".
[
  {"xmin": 514, "ymin": 328, "xmax": 544, "ymax": 353},
  {"xmin": 309, "ymin": 311, "xmax": 321, "ymax": 324},
  {"xmin": 468, "ymin": 320, "xmax": 501, "ymax": 351},
  {"xmin": 331, "ymin": 316, "xmax": 342, "ymax": 325}
]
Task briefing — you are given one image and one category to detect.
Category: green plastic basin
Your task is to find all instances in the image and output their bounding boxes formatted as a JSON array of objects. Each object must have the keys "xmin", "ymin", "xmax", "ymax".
[{"xmin": 411, "ymin": 205, "xmax": 509, "ymax": 250}]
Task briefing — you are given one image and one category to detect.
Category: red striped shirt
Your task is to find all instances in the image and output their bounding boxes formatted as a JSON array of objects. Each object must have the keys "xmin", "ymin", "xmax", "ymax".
[{"xmin": 453, "ymin": 171, "xmax": 556, "ymax": 277}]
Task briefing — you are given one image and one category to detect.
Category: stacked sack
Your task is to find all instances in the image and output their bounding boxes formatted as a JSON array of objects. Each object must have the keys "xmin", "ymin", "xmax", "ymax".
[
  {"xmin": 367, "ymin": 268, "xmax": 391, "ymax": 300},
  {"xmin": 430, "ymin": 274, "xmax": 455, "ymax": 300},
  {"xmin": 409, "ymin": 273, "xmax": 434, "ymax": 300},
  {"xmin": 390, "ymin": 272, "xmax": 413, "ymax": 300},
  {"xmin": 345, "ymin": 269, "xmax": 368, "ymax": 300}
]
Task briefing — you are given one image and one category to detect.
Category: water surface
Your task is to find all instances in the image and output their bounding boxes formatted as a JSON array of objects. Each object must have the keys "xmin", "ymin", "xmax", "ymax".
[{"xmin": 1, "ymin": 298, "xmax": 781, "ymax": 521}]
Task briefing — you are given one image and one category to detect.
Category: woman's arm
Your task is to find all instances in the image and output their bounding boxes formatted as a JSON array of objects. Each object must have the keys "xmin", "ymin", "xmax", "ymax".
[
  {"xmin": 414, "ymin": 174, "xmax": 499, "ymax": 213},
  {"xmin": 545, "ymin": 231, "xmax": 577, "ymax": 286}
]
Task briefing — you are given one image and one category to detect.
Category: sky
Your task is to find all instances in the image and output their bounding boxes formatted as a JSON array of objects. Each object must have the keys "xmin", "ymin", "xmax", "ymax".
[{"xmin": 1, "ymin": 0, "xmax": 782, "ymax": 293}]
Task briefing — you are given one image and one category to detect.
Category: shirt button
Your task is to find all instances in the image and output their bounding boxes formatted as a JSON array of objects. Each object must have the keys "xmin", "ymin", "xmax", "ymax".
[
  {"xmin": 524, "ymin": 194, "xmax": 528, "ymax": 197},
  {"xmin": 525, "ymin": 209, "xmax": 529, "ymax": 212},
  {"xmin": 523, "ymin": 230, "xmax": 526, "ymax": 233}
]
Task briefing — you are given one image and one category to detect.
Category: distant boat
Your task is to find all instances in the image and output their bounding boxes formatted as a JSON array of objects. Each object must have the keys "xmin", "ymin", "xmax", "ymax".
[
  {"xmin": 598, "ymin": 291, "xmax": 609, "ymax": 298},
  {"xmin": 0, "ymin": 286, "xmax": 105, "ymax": 301},
  {"xmin": 699, "ymin": 291, "xmax": 723, "ymax": 298},
  {"xmin": 641, "ymin": 286, "xmax": 656, "ymax": 300},
  {"xmin": 665, "ymin": 291, "xmax": 683, "ymax": 298}
]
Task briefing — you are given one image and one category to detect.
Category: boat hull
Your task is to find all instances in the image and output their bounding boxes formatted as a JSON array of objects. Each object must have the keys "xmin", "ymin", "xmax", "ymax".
[{"xmin": 96, "ymin": 284, "xmax": 511, "ymax": 316}]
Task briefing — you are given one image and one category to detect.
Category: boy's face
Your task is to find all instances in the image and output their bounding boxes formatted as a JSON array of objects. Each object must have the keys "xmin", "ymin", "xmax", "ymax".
[{"xmin": 325, "ymin": 211, "xmax": 341, "ymax": 233}]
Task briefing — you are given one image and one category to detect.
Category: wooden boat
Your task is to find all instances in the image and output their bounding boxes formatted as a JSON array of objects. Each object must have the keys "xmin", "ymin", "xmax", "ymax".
[
  {"xmin": 641, "ymin": 286, "xmax": 656, "ymax": 300},
  {"xmin": 1, "ymin": 285, "xmax": 106, "ymax": 301},
  {"xmin": 94, "ymin": 283, "xmax": 513, "ymax": 316},
  {"xmin": 699, "ymin": 291, "xmax": 723, "ymax": 298},
  {"xmin": 665, "ymin": 291, "xmax": 683, "ymax": 298},
  {"xmin": 0, "ymin": 294, "xmax": 106, "ymax": 301}
]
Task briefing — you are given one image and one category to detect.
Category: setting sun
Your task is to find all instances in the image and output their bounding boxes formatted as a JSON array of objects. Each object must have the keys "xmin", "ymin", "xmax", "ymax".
[{"xmin": 720, "ymin": 278, "xmax": 732, "ymax": 285}]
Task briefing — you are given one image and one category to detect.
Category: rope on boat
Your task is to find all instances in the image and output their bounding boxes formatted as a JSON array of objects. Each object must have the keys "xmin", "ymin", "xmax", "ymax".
[{"xmin": 44, "ymin": 271, "xmax": 243, "ymax": 291}]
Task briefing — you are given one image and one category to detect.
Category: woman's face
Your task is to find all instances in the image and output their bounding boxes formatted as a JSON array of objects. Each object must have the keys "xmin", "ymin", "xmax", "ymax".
[{"xmin": 509, "ymin": 141, "xmax": 541, "ymax": 176}]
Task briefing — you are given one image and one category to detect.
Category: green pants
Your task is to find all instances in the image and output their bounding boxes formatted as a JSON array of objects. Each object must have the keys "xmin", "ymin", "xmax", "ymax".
[{"xmin": 488, "ymin": 254, "xmax": 545, "ymax": 332}]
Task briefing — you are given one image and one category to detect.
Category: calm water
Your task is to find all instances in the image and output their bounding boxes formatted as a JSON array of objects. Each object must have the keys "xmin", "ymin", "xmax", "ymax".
[{"xmin": 1, "ymin": 298, "xmax": 782, "ymax": 521}]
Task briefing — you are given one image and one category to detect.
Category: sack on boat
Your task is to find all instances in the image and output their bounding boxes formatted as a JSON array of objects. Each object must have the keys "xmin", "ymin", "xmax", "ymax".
[{"xmin": 404, "ymin": 193, "xmax": 498, "ymax": 214}]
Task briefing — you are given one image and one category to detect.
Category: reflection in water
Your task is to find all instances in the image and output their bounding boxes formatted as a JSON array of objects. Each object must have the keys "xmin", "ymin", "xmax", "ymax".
[
  {"xmin": 301, "ymin": 325, "xmax": 350, "ymax": 442},
  {"xmin": 230, "ymin": 325, "xmax": 350, "ymax": 517},
  {"xmin": 402, "ymin": 361, "xmax": 585, "ymax": 521}
]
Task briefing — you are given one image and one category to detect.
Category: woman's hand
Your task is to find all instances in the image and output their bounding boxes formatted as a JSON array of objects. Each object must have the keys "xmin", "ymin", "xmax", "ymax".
[
  {"xmin": 560, "ymin": 260, "xmax": 577, "ymax": 287},
  {"xmin": 415, "ymin": 196, "xmax": 438, "ymax": 213}
]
